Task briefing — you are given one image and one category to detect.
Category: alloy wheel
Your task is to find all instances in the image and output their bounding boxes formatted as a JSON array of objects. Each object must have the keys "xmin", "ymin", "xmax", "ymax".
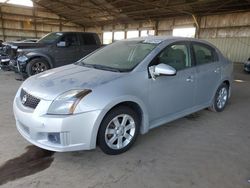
[
  {"xmin": 105, "ymin": 114, "xmax": 136, "ymax": 150},
  {"xmin": 31, "ymin": 62, "xmax": 48, "ymax": 74},
  {"xmin": 216, "ymin": 87, "xmax": 228, "ymax": 109}
]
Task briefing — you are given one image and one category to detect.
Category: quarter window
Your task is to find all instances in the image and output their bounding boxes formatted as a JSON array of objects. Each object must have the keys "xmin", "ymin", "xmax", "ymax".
[
  {"xmin": 193, "ymin": 44, "xmax": 216, "ymax": 65},
  {"xmin": 157, "ymin": 44, "xmax": 191, "ymax": 71}
]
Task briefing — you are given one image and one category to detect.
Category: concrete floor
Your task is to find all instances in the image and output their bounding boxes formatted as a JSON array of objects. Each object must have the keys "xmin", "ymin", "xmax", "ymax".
[{"xmin": 0, "ymin": 63, "xmax": 249, "ymax": 188}]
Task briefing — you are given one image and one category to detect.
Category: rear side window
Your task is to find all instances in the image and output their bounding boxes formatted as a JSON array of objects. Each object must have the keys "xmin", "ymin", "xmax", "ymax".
[
  {"xmin": 193, "ymin": 43, "xmax": 217, "ymax": 65},
  {"xmin": 81, "ymin": 34, "xmax": 97, "ymax": 45}
]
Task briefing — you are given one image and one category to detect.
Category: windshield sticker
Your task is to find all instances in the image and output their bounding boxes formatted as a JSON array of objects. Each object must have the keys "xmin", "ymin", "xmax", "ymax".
[
  {"xmin": 143, "ymin": 39, "xmax": 163, "ymax": 44},
  {"xmin": 56, "ymin": 33, "xmax": 63, "ymax": 36}
]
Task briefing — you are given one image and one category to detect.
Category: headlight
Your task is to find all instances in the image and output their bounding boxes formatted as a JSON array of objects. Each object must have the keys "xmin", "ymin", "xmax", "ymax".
[
  {"xmin": 17, "ymin": 55, "xmax": 28, "ymax": 63},
  {"xmin": 47, "ymin": 89, "xmax": 92, "ymax": 115}
]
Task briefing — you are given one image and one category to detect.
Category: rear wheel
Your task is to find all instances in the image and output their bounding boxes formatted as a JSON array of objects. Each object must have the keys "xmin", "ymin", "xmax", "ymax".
[
  {"xmin": 26, "ymin": 58, "xmax": 49, "ymax": 76},
  {"xmin": 209, "ymin": 83, "xmax": 229, "ymax": 112},
  {"xmin": 98, "ymin": 106, "xmax": 140, "ymax": 155}
]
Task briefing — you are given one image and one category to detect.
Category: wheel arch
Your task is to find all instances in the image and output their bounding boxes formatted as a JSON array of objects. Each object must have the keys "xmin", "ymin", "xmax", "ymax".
[
  {"xmin": 25, "ymin": 52, "xmax": 54, "ymax": 69},
  {"xmin": 221, "ymin": 79, "xmax": 231, "ymax": 98},
  {"xmin": 89, "ymin": 97, "xmax": 150, "ymax": 149}
]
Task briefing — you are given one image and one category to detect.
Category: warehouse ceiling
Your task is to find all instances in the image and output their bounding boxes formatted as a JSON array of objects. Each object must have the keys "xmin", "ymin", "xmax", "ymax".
[{"xmin": 32, "ymin": 0, "xmax": 250, "ymax": 27}]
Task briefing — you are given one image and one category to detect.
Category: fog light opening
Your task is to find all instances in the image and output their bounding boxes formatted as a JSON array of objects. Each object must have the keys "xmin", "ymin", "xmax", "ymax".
[{"xmin": 48, "ymin": 133, "xmax": 61, "ymax": 144}]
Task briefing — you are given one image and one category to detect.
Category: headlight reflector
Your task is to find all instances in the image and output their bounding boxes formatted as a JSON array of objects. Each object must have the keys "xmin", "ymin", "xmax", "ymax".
[{"xmin": 47, "ymin": 89, "xmax": 92, "ymax": 115}]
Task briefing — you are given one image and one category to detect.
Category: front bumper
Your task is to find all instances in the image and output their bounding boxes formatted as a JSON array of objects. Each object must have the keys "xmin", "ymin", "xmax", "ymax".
[
  {"xmin": 13, "ymin": 94, "xmax": 102, "ymax": 152},
  {"xmin": 0, "ymin": 56, "xmax": 11, "ymax": 70}
]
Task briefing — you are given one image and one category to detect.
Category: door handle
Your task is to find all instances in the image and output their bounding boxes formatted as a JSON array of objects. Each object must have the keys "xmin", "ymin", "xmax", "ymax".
[
  {"xmin": 186, "ymin": 76, "xmax": 194, "ymax": 82},
  {"xmin": 214, "ymin": 68, "xmax": 221, "ymax": 73}
]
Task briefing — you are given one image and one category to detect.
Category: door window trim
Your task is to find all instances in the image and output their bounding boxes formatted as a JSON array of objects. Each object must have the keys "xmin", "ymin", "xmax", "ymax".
[
  {"xmin": 191, "ymin": 41, "xmax": 219, "ymax": 67},
  {"xmin": 147, "ymin": 41, "xmax": 193, "ymax": 78}
]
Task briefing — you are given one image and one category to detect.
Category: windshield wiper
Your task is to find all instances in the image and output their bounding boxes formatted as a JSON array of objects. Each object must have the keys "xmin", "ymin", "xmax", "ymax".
[
  {"xmin": 79, "ymin": 62, "xmax": 121, "ymax": 72},
  {"xmin": 91, "ymin": 64, "xmax": 121, "ymax": 72}
]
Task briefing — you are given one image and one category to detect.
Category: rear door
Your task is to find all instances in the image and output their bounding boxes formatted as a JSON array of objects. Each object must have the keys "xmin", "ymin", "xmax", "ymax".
[{"xmin": 192, "ymin": 42, "xmax": 221, "ymax": 106}]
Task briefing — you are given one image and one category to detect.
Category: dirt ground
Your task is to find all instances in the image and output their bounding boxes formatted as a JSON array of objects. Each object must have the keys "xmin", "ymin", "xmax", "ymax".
[{"xmin": 0, "ymin": 63, "xmax": 249, "ymax": 188}]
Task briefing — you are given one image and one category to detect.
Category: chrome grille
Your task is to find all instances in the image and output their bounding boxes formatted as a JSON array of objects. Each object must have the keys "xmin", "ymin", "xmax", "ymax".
[{"xmin": 20, "ymin": 89, "xmax": 40, "ymax": 109}]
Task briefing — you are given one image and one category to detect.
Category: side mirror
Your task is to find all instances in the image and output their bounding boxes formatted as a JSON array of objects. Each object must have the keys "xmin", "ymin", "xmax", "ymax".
[
  {"xmin": 57, "ymin": 41, "xmax": 68, "ymax": 47},
  {"xmin": 149, "ymin": 63, "xmax": 176, "ymax": 80}
]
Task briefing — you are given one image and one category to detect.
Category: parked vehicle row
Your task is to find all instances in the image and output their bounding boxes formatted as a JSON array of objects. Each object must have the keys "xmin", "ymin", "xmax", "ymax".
[
  {"xmin": 13, "ymin": 36, "xmax": 233, "ymax": 154},
  {"xmin": 0, "ymin": 32, "xmax": 101, "ymax": 78}
]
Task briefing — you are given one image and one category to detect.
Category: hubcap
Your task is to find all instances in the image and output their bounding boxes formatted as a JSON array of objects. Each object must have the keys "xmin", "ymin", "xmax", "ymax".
[
  {"xmin": 32, "ymin": 62, "xmax": 47, "ymax": 74},
  {"xmin": 216, "ymin": 87, "xmax": 228, "ymax": 109},
  {"xmin": 105, "ymin": 114, "xmax": 136, "ymax": 150}
]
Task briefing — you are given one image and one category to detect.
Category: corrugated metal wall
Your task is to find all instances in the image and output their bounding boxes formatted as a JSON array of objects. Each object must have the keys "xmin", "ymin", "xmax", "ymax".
[
  {"xmin": 0, "ymin": 3, "xmax": 249, "ymax": 62},
  {"xmin": 0, "ymin": 4, "xmax": 84, "ymax": 41},
  {"xmin": 86, "ymin": 12, "xmax": 250, "ymax": 62},
  {"xmin": 205, "ymin": 37, "xmax": 250, "ymax": 62}
]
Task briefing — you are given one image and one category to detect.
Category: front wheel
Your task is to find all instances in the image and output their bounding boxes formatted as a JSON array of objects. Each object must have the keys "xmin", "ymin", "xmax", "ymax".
[
  {"xmin": 98, "ymin": 106, "xmax": 140, "ymax": 155},
  {"xmin": 26, "ymin": 58, "xmax": 50, "ymax": 76},
  {"xmin": 209, "ymin": 83, "xmax": 229, "ymax": 112}
]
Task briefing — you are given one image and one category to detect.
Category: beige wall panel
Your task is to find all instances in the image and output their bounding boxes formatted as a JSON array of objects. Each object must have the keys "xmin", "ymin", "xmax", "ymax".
[
  {"xmin": 114, "ymin": 24, "xmax": 125, "ymax": 30},
  {"xmin": 3, "ymin": 20, "xmax": 21, "ymax": 29},
  {"xmin": 205, "ymin": 37, "xmax": 250, "ymax": 62},
  {"xmin": 174, "ymin": 17, "xmax": 194, "ymax": 26},
  {"xmin": 141, "ymin": 21, "xmax": 156, "ymax": 28},
  {"xmin": 85, "ymin": 26, "xmax": 102, "ymax": 33},
  {"xmin": 158, "ymin": 19, "xmax": 173, "ymax": 30},
  {"xmin": 199, "ymin": 28, "xmax": 217, "ymax": 38},
  {"xmin": 36, "ymin": 24, "xmax": 59, "ymax": 32},
  {"xmin": 127, "ymin": 23, "xmax": 139, "ymax": 29},
  {"xmin": 35, "ymin": 10, "xmax": 59, "ymax": 19},
  {"xmin": 3, "ymin": 14, "xmax": 32, "ymax": 22},
  {"xmin": 61, "ymin": 26, "xmax": 83, "ymax": 32},
  {"xmin": 5, "ymin": 29, "xmax": 36, "ymax": 37},
  {"xmin": 2, "ymin": 6, "xmax": 33, "ymax": 16},
  {"xmin": 217, "ymin": 27, "xmax": 250, "ymax": 38},
  {"xmin": 103, "ymin": 24, "xmax": 113, "ymax": 31},
  {"xmin": 157, "ymin": 30, "xmax": 172, "ymax": 36}
]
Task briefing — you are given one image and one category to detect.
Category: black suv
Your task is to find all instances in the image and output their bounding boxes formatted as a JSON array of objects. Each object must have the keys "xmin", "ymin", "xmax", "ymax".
[{"xmin": 3, "ymin": 32, "xmax": 101, "ymax": 76}]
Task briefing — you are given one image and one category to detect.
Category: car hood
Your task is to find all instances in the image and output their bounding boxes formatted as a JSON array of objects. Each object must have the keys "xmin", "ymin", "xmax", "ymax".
[
  {"xmin": 21, "ymin": 64, "xmax": 124, "ymax": 100},
  {"xmin": 3, "ymin": 42, "xmax": 47, "ymax": 49}
]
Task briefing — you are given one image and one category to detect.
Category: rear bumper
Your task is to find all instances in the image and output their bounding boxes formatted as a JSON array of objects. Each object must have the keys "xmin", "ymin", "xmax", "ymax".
[{"xmin": 13, "ymin": 95, "xmax": 102, "ymax": 152}]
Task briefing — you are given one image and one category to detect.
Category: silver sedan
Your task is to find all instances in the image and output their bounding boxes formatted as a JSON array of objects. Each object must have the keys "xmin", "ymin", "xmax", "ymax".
[{"xmin": 13, "ymin": 36, "xmax": 233, "ymax": 155}]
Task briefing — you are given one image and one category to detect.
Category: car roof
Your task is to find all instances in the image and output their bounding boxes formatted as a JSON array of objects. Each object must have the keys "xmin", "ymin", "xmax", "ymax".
[
  {"xmin": 50, "ymin": 31, "xmax": 97, "ymax": 35},
  {"xmin": 123, "ymin": 36, "xmax": 217, "ymax": 50}
]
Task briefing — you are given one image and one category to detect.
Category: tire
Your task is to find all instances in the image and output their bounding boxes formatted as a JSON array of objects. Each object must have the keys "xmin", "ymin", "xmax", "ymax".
[
  {"xmin": 209, "ymin": 83, "xmax": 229, "ymax": 112},
  {"xmin": 98, "ymin": 106, "xmax": 140, "ymax": 155},
  {"xmin": 26, "ymin": 58, "xmax": 50, "ymax": 76}
]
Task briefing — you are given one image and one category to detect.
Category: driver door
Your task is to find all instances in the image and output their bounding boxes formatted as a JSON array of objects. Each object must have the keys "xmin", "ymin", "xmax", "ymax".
[
  {"xmin": 53, "ymin": 33, "xmax": 82, "ymax": 66},
  {"xmin": 148, "ymin": 42, "xmax": 196, "ymax": 124}
]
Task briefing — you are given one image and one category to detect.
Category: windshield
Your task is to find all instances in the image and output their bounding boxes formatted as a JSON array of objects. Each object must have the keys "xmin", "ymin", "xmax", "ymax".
[
  {"xmin": 77, "ymin": 40, "xmax": 158, "ymax": 72},
  {"xmin": 37, "ymin": 32, "xmax": 63, "ymax": 44}
]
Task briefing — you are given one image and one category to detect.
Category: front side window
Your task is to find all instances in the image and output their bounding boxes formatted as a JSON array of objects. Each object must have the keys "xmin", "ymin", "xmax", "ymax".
[
  {"xmin": 193, "ymin": 43, "xmax": 216, "ymax": 65},
  {"xmin": 157, "ymin": 43, "xmax": 191, "ymax": 71},
  {"xmin": 60, "ymin": 34, "xmax": 79, "ymax": 46},
  {"xmin": 78, "ymin": 40, "xmax": 158, "ymax": 72},
  {"xmin": 38, "ymin": 32, "xmax": 63, "ymax": 44}
]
